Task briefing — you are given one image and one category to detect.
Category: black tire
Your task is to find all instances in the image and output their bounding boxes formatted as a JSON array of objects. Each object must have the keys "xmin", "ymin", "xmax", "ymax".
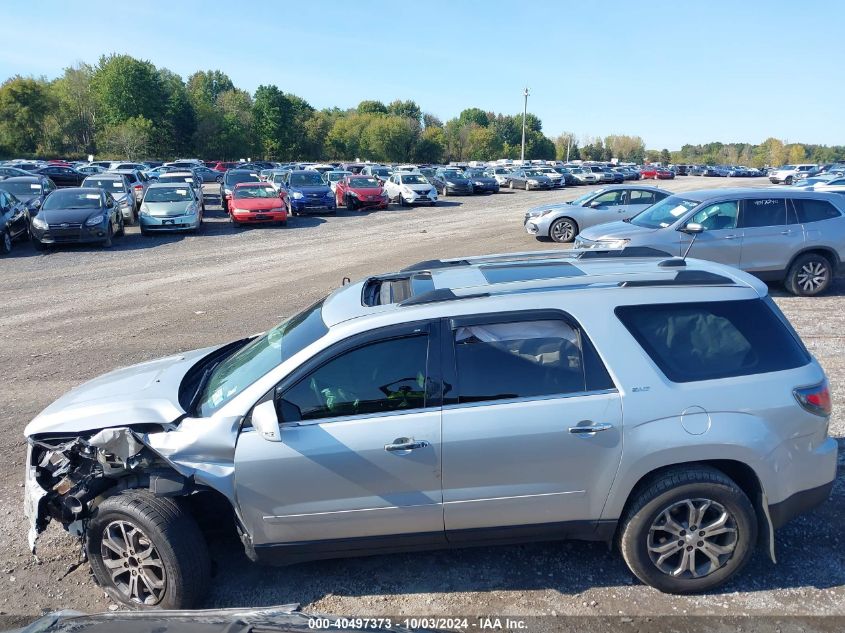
[
  {"xmin": 525, "ymin": 181, "xmax": 530, "ymax": 191},
  {"xmin": 619, "ymin": 466, "xmax": 757, "ymax": 594},
  {"xmin": 139, "ymin": 226, "xmax": 149, "ymax": 236},
  {"xmin": 102, "ymin": 224, "xmax": 113, "ymax": 248},
  {"xmin": 216, "ymin": 175, "xmax": 223, "ymax": 184},
  {"xmin": 549, "ymin": 217, "xmax": 578, "ymax": 243},
  {"xmin": 785, "ymin": 176, "xmax": 793, "ymax": 185},
  {"xmin": 508, "ymin": 180, "xmax": 514, "ymax": 189},
  {"xmin": 1, "ymin": 229, "xmax": 11, "ymax": 255},
  {"xmin": 124, "ymin": 210, "xmax": 134, "ymax": 227},
  {"xmin": 85, "ymin": 490, "xmax": 210, "ymax": 609},
  {"xmin": 32, "ymin": 237, "xmax": 48, "ymax": 251},
  {"xmin": 398, "ymin": 193, "xmax": 406, "ymax": 207},
  {"xmin": 785, "ymin": 252, "xmax": 833, "ymax": 296},
  {"xmin": 116, "ymin": 215, "xmax": 125, "ymax": 237}
]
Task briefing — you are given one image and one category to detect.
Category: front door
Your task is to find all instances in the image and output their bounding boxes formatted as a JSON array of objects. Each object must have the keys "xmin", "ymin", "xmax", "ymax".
[
  {"xmin": 737, "ymin": 197, "xmax": 796, "ymax": 273},
  {"xmin": 233, "ymin": 324, "xmax": 445, "ymax": 548},
  {"xmin": 681, "ymin": 199, "xmax": 742, "ymax": 266},
  {"xmin": 440, "ymin": 312, "xmax": 623, "ymax": 538}
]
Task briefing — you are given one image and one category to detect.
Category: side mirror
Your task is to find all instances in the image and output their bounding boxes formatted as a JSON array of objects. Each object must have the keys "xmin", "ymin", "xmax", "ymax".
[
  {"xmin": 588, "ymin": 200, "xmax": 601, "ymax": 208},
  {"xmin": 251, "ymin": 400, "xmax": 282, "ymax": 442},
  {"xmin": 681, "ymin": 222, "xmax": 705, "ymax": 234}
]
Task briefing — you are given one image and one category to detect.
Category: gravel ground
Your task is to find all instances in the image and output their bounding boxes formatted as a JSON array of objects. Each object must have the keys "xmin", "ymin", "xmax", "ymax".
[{"xmin": 1, "ymin": 176, "xmax": 843, "ymax": 624}]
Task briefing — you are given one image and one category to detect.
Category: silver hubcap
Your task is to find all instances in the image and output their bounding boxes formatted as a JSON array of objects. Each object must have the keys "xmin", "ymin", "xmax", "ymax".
[
  {"xmin": 796, "ymin": 261, "xmax": 828, "ymax": 293},
  {"xmin": 552, "ymin": 220, "xmax": 574, "ymax": 242},
  {"xmin": 647, "ymin": 498, "xmax": 738, "ymax": 579},
  {"xmin": 100, "ymin": 520, "xmax": 166, "ymax": 605}
]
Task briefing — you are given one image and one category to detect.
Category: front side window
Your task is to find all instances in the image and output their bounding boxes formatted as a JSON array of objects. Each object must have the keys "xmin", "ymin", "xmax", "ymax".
[
  {"xmin": 739, "ymin": 198, "xmax": 786, "ymax": 228},
  {"xmin": 615, "ymin": 300, "xmax": 810, "ymax": 383},
  {"xmin": 278, "ymin": 335, "xmax": 429, "ymax": 422},
  {"xmin": 453, "ymin": 319, "xmax": 612, "ymax": 404},
  {"xmin": 592, "ymin": 190, "xmax": 625, "ymax": 206},
  {"xmin": 689, "ymin": 200, "xmax": 739, "ymax": 230}
]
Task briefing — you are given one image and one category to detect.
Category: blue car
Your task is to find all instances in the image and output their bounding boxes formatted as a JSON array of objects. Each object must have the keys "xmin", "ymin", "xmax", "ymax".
[{"xmin": 283, "ymin": 170, "xmax": 336, "ymax": 215}]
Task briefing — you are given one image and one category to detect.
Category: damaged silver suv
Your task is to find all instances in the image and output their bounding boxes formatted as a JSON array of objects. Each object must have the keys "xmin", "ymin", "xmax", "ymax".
[{"xmin": 25, "ymin": 250, "xmax": 837, "ymax": 608}]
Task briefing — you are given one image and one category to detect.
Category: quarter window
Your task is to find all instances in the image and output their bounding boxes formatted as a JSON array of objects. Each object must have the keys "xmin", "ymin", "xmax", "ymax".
[
  {"xmin": 453, "ymin": 319, "xmax": 613, "ymax": 404},
  {"xmin": 739, "ymin": 198, "xmax": 786, "ymax": 228},
  {"xmin": 792, "ymin": 199, "xmax": 841, "ymax": 223},
  {"xmin": 278, "ymin": 335, "xmax": 429, "ymax": 422},
  {"xmin": 615, "ymin": 300, "xmax": 810, "ymax": 383},
  {"xmin": 689, "ymin": 200, "xmax": 739, "ymax": 231}
]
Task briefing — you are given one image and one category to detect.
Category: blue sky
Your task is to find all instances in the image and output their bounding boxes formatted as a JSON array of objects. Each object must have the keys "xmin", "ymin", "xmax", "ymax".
[{"xmin": 1, "ymin": 0, "xmax": 842, "ymax": 149}]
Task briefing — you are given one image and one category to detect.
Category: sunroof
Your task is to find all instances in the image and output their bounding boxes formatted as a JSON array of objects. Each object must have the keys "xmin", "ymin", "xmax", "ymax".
[{"xmin": 481, "ymin": 261, "xmax": 585, "ymax": 284}]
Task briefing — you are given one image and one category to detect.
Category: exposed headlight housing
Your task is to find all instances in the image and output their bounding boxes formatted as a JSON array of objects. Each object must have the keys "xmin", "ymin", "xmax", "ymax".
[
  {"xmin": 349, "ymin": 191, "xmax": 360, "ymax": 197},
  {"xmin": 85, "ymin": 214, "xmax": 106, "ymax": 227},
  {"xmin": 292, "ymin": 192, "xmax": 304, "ymax": 199},
  {"xmin": 597, "ymin": 239, "xmax": 630, "ymax": 249},
  {"xmin": 528, "ymin": 179, "xmax": 539, "ymax": 184},
  {"xmin": 32, "ymin": 215, "xmax": 48, "ymax": 229}
]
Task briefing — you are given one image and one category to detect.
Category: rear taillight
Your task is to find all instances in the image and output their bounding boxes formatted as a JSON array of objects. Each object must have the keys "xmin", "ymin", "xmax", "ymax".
[{"xmin": 794, "ymin": 381, "xmax": 831, "ymax": 417}]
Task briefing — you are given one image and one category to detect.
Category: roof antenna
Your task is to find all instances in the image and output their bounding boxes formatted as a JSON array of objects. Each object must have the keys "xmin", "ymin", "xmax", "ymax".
[{"xmin": 659, "ymin": 222, "xmax": 704, "ymax": 267}]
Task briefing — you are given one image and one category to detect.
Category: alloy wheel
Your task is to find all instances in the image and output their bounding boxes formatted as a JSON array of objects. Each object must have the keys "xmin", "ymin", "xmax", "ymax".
[
  {"xmin": 797, "ymin": 261, "xmax": 829, "ymax": 293},
  {"xmin": 647, "ymin": 498, "xmax": 738, "ymax": 579},
  {"xmin": 100, "ymin": 520, "xmax": 166, "ymax": 605},
  {"xmin": 551, "ymin": 219, "xmax": 575, "ymax": 242}
]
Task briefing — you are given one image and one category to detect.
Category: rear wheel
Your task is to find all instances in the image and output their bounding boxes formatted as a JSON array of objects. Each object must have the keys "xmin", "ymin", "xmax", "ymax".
[
  {"xmin": 86, "ymin": 490, "xmax": 210, "ymax": 609},
  {"xmin": 525, "ymin": 181, "xmax": 530, "ymax": 191},
  {"xmin": 785, "ymin": 252, "xmax": 833, "ymax": 296},
  {"xmin": 785, "ymin": 176, "xmax": 793, "ymax": 185},
  {"xmin": 619, "ymin": 467, "xmax": 756, "ymax": 594},
  {"xmin": 508, "ymin": 180, "xmax": 514, "ymax": 189},
  {"xmin": 549, "ymin": 217, "xmax": 578, "ymax": 243}
]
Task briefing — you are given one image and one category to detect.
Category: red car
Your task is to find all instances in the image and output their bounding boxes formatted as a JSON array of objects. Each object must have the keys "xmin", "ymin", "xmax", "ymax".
[
  {"xmin": 212, "ymin": 161, "xmax": 238, "ymax": 172},
  {"xmin": 335, "ymin": 175, "xmax": 389, "ymax": 210},
  {"xmin": 640, "ymin": 165, "xmax": 658, "ymax": 179},
  {"xmin": 655, "ymin": 167, "xmax": 675, "ymax": 180},
  {"xmin": 228, "ymin": 182, "xmax": 288, "ymax": 226}
]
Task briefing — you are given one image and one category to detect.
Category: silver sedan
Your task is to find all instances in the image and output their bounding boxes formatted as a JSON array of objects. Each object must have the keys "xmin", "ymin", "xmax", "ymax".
[{"xmin": 524, "ymin": 185, "xmax": 671, "ymax": 242}]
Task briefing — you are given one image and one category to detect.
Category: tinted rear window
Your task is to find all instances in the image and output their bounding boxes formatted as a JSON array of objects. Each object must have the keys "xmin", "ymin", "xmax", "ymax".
[
  {"xmin": 793, "ymin": 198, "xmax": 841, "ymax": 223},
  {"xmin": 615, "ymin": 299, "xmax": 810, "ymax": 383}
]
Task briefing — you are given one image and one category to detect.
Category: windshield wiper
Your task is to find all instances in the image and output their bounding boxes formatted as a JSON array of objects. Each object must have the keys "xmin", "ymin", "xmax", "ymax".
[{"xmin": 623, "ymin": 217, "xmax": 632, "ymax": 223}]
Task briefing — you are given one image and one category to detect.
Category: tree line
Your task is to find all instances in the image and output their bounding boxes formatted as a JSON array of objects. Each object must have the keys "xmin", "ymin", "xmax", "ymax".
[{"xmin": 1, "ymin": 54, "xmax": 843, "ymax": 166}]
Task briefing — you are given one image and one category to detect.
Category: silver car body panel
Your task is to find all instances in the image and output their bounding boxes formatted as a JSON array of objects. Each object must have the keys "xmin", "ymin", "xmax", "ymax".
[{"xmin": 24, "ymin": 253, "xmax": 837, "ymax": 561}]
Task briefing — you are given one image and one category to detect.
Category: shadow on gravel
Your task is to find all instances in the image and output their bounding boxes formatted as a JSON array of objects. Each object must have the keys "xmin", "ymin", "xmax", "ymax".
[{"xmin": 200, "ymin": 449, "xmax": 844, "ymax": 608}]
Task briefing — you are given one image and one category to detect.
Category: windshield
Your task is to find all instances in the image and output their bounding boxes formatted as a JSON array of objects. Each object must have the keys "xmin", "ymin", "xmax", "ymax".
[
  {"xmin": 2, "ymin": 181, "xmax": 41, "ymax": 196},
  {"xmin": 42, "ymin": 190, "xmax": 101, "ymax": 210},
  {"xmin": 524, "ymin": 170, "xmax": 544, "ymax": 176},
  {"xmin": 145, "ymin": 186, "xmax": 192, "ymax": 203},
  {"xmin": 197, "ymin": 299, "xmax": 328, "ymax": 417},
  {"xmin": 327, "ymin": 172, "xmax": 349, "ymax": 182},
  {"xmin": 464, "ymin": 169, "xmax": 485, "ymax": 177},
  {"xmin": 234, "ymin": 185, "xmax": 279, "ymax": 199},
  {"xmin": 402, "ymin": 175, "xmax": 428, "ymax": 185},
  {"xmin": 290, "ymin": 172, "xmax": 325, "ymax": 186},
  {"xmin": 349, "ymin": 177, "xmax": 379, "ymax": 188},
  {"xmin": 631, "ymin": 195, "xmax": 699, "ymax": 229},
  {"xmin": 441, "ymin": 170, "xmax": 464, "ymax": 179},
  {"xmin": 226, "ymin": 172, "xmax": 260, "ymax": 185},
  {"xmin": 159, "ymin": 175, "xmax": 195, "ymax": 185},
  {"xmin": 373, "ymin": 168, "xmax": 391, "ymax": 177},
  {"xmin": 83, "ymin": 178, "xmax": 125, "ymax": 191}
]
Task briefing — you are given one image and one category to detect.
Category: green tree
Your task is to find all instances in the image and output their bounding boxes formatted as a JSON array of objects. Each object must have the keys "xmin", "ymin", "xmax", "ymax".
[
  {"xmin": 787, "ymin": 143, "xmax": 806, "ymax": 164},
  {"xmin": 659, "ymin": 148, "xmax": 671, "ymax": 164},
  {"xmin": 252, "ymin": 85, "xmax": 294, "ymax": 159},
  {"xmin": 422, "ymin": 113, "xmax": 443, "ymax": 128},
  {"xmin": 458, "ymin": 107, "xmax": 490, "ymax": 128},
  {"xmin": 156, "ymin": 69, "xmax": 195, "ymax": 158},
  {"xmin": 96, "ymin": 116, "xmax": 153, "ymax": 159},
  {"xmin": 186, "ymin": 70, "xmax": 234, "ymax": 109},
  {"xmin": 387, "ymin": 99, "xmax": 422, "ymax": 122},
  {"xmin": 91, "ymin": 55, "xmax": 165, "ymax": 126},
  {"xmin": 466, "ymin": 125, "xmax": 502, "ymax": 161},
  {"xmin": 413, "ymin": 126, "xmax": 445, "ymax": 163},
  {"xmin": 363, "ymin": 116, "xmax": 418, "ymax": 162},
  {"xmin": 0, "ymin": 76, "xmax": 53, "ymax": 156},
  {"xmin": 357, "ymin": 100, "xmax": 387, "ymax": 115},
  {"xmin": 51, "ymin": 63, "xmax": 96, "ymax": 155}
]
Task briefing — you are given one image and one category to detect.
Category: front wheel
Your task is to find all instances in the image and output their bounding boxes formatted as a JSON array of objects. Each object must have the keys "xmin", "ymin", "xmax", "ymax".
[
  {"xmin": 86, "ymin": 490, "xmax": 210, "ymax": 609},
  {"xmin": 785, "ymin": 253, "xmax": 833, "ymax": 296},
  {"xmin": 102, "ymin": 224, "xmax": 113, "ymax": 248},
  {"xmin": 785, "ymin": 176, "xmax": 793, "ymax": 185},
  {"xmin": 619, "ymin": 467, "xmax": 757, "ymax": 594},
  {"xmin": 525, "ymin": 181, "xmax": 530, "ymax": 191},
  {"xmin": 1, "ymin": 229, "xmax": 11, "ymax": 255},
  {"xmin": 549, "ymin": 217, "xmax": 578, "ymax": 243}
]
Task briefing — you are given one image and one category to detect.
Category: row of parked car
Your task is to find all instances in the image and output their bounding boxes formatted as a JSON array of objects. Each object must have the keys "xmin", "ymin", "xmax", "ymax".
[{"xmin": 521, "ymin": 182, "xmax": 845, "ymax": 296}]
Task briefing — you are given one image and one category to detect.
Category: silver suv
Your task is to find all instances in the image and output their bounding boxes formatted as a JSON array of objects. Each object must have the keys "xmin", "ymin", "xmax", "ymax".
[
  {"xmin": 575, "ymin": 188, "xmax": 845, "ymax": 296},
  {"xmin": 24, "ymin": 251, "xmax": 836, "ymax": 608}
]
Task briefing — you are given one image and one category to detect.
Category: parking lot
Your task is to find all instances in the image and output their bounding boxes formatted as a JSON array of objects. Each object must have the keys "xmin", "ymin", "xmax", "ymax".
[{"xmin": 1, "ymin": 176, "xmax": 843, "ymax": 620}]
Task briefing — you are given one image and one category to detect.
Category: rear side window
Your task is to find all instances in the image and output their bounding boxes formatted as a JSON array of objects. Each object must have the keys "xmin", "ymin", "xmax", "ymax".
[
  {"xmin": 793, "ymin": 199, "xmax": 841, "ymax": 223},
  {"xmin": 615, "ymin": 300, "xmax": 810, "ymax": 383},
  {"xmin": 453, "ymin": 319, "xmax": 613, "ymax": 404},
  {"xmin": 740, "ymin": 198, "xmax": 786, "ymax": 228}
]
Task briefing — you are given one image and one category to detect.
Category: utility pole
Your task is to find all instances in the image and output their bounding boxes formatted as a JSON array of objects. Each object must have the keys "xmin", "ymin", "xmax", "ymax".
[
  {"xmin": 566, "ymin": 135, "xmax": 572, "ymax": 162},
  {"xmin": 520, "ymin": 87, "xmax": 530, "ymax": 164}
]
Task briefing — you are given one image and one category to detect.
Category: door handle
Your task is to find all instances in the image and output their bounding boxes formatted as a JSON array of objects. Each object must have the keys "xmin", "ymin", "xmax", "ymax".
[
  {"xmin": 384, "ymin": 437, "xmax": 430, "ymax": 452},
  {"xmin": 780, "ymin": 230, "xmax": 791, "ymax": 235},
  {"xmin": 568, "ymin": 423, "xmax": 613, "ymax": 435},
  {"xmin": 723, "ymin": 235, "xmax": 739, "ymax": 240}
]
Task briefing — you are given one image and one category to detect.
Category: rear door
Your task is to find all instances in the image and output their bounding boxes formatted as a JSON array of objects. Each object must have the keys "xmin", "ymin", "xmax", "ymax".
[
  {"xmin": 626, "ymin": 189, "xmax": 664, "ymax": 219},
  {"xmin": 440, "ymin": 312, "xmax": 623, "ymax": 537},
  {"xmin": 738, "ymin": 196, "xmax": 795, "ymax": 273},
  {"xmin": 682, "ymin": 199, "xmax": 742, "ymax": 266}
]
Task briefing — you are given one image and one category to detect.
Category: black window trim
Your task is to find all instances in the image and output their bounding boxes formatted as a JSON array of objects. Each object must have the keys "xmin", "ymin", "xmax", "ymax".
[
  {"xmin": 247, "ymin": 319, "xmax": 442, "ymax": 428},
  {"xmin": 441, "ymin": 309, "xmax": 617, "ymax": 408}
]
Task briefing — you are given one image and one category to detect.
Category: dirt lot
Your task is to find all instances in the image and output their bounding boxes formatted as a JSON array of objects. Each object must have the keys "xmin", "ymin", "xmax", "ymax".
[{"xmin": 1, "ymin": 176, "xmax": 843, "ymax": 623}]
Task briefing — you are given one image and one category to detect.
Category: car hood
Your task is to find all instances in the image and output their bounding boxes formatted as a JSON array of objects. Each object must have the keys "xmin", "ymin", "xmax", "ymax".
[
  {"xmin": 578, "ymin": 220, "xmax": 663, "ymax": 241},
  {"xmin": 468, "ymin": 177, "xmax": 498, "ymax": 184},
  {"xmin": 291, "ymin": 185, "xmax": 330, "ymax": 195},
  {"xmin": 349, "ymin": 187, "xmax": 384, "ymax": 195},
  {"xmin": 145, "ymin": 200, "xmax": 195, "ymax": 216},
  {"xmin": 38, "ymin": 207, "xmax": 103, "ymax": 224},
  {"xmin": 231, "ymin": 197, "xmax": 284, "ymax": 210},
  {"xmin": 24, "ymin": 344, "xmax": 222, "ymax": 437}
]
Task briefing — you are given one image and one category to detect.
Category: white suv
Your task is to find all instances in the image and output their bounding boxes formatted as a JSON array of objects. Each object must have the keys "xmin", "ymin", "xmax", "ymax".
[
  {"xmin": 770, "ymin": 164, "xmax": 818, "ymax": 185},
  {"xmin": 24, "ymin": 250, "xmax": 836, "ymax": 607}
]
